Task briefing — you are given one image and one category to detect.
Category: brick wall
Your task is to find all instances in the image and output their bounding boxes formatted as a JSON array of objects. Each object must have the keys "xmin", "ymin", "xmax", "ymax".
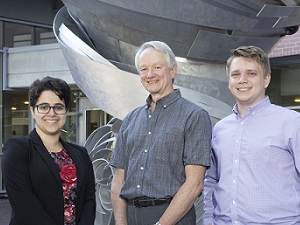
[{"xmin": 269, "ymin": 30, "xmax": 300, "ymax": 58}]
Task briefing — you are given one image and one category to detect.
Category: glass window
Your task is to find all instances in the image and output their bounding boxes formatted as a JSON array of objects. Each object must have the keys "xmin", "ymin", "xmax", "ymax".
[
  {"xmin": 36, "ymin": 28, "xmax": 57, "ymax": 45},
  {"xmin": 13, "ymin": 34, "xmax": 32, "ymax": 47},
  {"xmin": 4, "ymin": 22, "xmax": 33, "ymax": 48},
  {"xmin": 2, "ymin": 90, "xmax": 79, "ymax": 144},
  {"xmin": 268, "ymin": 63, "xmax": 300, "ymax": 113},
  {"xmin": 4, "ymin": 22, "xmax": 56, "ymax": 48},
  {"xmin": 2, "ymin": 91, "xmax": 29, "ymax": 142}
]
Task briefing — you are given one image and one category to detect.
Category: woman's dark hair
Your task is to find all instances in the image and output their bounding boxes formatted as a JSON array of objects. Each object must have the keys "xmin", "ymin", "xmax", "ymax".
[{"xmin": 29, "ymin": 76, "xmax": 71, "ymax": 110}]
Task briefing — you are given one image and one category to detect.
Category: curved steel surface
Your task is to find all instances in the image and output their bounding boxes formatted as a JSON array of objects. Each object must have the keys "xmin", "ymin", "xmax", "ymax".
[
  {"xmin": 52, "ymin": 1, "xmax": 300, "ymax": 123},
  {"xmin": 60, "ymin": 0, "xmax": 300, "ymax": 63},
  {"xmin": 53, "ymin": 2, "xmax": 300, "ymax": 224},
  {"xmin": 53, "ymin": 7, "xmax": 233, "ymax": 124},
  {"xmin": 86, "ymin": 122, "xmax": 116, "ymax": 225}
]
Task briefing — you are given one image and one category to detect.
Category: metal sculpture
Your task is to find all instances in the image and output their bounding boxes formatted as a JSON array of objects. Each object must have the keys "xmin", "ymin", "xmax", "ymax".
[{"xmin": 53, "ymin": 1, "xmax": 300, "ymax": 224}]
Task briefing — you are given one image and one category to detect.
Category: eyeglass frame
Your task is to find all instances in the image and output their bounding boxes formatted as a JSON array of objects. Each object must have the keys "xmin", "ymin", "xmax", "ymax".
[{"xmin": 34, "ymin": 103, "xmax": 68, "ymax": 115}]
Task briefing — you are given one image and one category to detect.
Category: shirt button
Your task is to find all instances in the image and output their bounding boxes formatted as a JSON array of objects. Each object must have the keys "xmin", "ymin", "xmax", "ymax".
[
  {"xmin": 140, "ymin": 167, "xmax": 144, "ymax": 170},
  {"xmin": 148, "ymin": 131, "xmax": 151, "ymax": 135},
  {"xmin": 233, "ymin": 179, "xmax": 236, "ymax": 184},
  {"xmin": 236, "ymin": 139, "xmax": 239, "ymax": 143},
  {"xmin": 234, "ymin": 221, "xmax": 238, "ymax": 224},
  {"xmin": 149, "ymin": 115, "xmax": 152, "ymax": 118},
  {"xmin": 144, "ymin": 149, "xmax": 148, "ymax": 153},
  {"xmin": 232, "ymin": 200, "xmax": 236, "ymax": 204},
  {"xmin": 241, "ymin": 121, "xmax": 244, "ymax": 125},
  {"xmin": 234, "ymin": 160, "xmax": 238, "ymax": 164},
  {"xmin": 137, "ymin": 185, "xmax": 141, "ymax": 188},
  {"xmin": 163, "ymin": 105, "xmax": 166, "ymax": 108}
]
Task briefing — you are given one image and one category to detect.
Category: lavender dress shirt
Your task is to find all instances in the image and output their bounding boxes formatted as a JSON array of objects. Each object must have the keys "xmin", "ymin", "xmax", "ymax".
[{"xmin": 203, "ymin": 96, "xmax": 300, "ymax": 225}]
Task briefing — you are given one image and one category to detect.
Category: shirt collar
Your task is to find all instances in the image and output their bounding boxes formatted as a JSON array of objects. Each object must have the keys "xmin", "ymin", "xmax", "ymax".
[
  {"xmin": 233, "ymin": 96, "xmax": 271, "ymax": 117},
  {"xmin": 146, "ymin": 89, "xmax": 181, "ymax": 108}
]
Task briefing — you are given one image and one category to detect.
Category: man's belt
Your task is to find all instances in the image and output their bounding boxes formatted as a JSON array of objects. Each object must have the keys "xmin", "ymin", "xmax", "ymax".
[{"xmin": 125, "ymin": 197, "xmax": 172, "ymax": 208}]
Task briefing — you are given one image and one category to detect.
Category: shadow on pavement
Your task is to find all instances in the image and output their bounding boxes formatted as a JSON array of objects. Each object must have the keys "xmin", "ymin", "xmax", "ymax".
[{"xmin": 0, "ymin": 196, "xmax": 11, "ymax": 225}]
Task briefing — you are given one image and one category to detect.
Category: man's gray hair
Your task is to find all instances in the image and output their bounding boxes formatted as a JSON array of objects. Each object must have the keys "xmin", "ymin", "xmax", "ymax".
[{"xmin": 135, "ymin": 41, "xmax": 177, "ymax": 72}]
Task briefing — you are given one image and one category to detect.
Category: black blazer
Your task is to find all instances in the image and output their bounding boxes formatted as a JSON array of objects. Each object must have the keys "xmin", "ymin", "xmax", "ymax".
[{"xmin": 1, "ymin": 129, "xmax": 96, "ymax": 225}]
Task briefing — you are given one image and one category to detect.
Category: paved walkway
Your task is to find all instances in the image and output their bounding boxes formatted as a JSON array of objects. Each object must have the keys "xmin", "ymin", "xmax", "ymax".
[{"xmin": 0, "ymin": 197, "xmax": 11, "ymax": 225}]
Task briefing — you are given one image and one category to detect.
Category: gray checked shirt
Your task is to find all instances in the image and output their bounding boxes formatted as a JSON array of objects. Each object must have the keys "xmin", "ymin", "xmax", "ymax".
[{"xmin": 109, "ymin": 89, "xmax": 212, "ymax": 199}]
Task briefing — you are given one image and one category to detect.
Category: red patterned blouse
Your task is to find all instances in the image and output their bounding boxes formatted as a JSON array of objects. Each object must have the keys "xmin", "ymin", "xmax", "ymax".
[{"xmin": 50, "ymin": 149, "xmax": 78, "ymax": 225}]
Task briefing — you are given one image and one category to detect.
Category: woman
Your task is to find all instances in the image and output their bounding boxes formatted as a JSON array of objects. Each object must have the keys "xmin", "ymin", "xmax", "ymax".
[{"xmin": 1, "ymin": 76, "xmax": 96, "ymax": 225}]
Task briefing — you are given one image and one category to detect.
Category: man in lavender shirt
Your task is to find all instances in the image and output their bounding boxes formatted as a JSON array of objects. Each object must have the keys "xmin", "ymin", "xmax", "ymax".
[{"xmin": 203, "ymin": 46, "xmax": 300, "ymax": 225}]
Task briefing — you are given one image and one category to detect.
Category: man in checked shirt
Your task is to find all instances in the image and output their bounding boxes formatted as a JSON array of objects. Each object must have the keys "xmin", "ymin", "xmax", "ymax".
[
  {"xmin": 110, "ymin": 41, "xmax": 212, "ymax": 225},
  {"xmin": 203, "ymin": 46, "xmax": 300, "ymax": 225}
]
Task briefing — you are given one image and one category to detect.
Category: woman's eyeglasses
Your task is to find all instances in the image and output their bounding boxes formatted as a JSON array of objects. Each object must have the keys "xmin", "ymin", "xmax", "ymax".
[{"xmin": 35, "ymin": 103, "xmax": 67, "ymax": 115}]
